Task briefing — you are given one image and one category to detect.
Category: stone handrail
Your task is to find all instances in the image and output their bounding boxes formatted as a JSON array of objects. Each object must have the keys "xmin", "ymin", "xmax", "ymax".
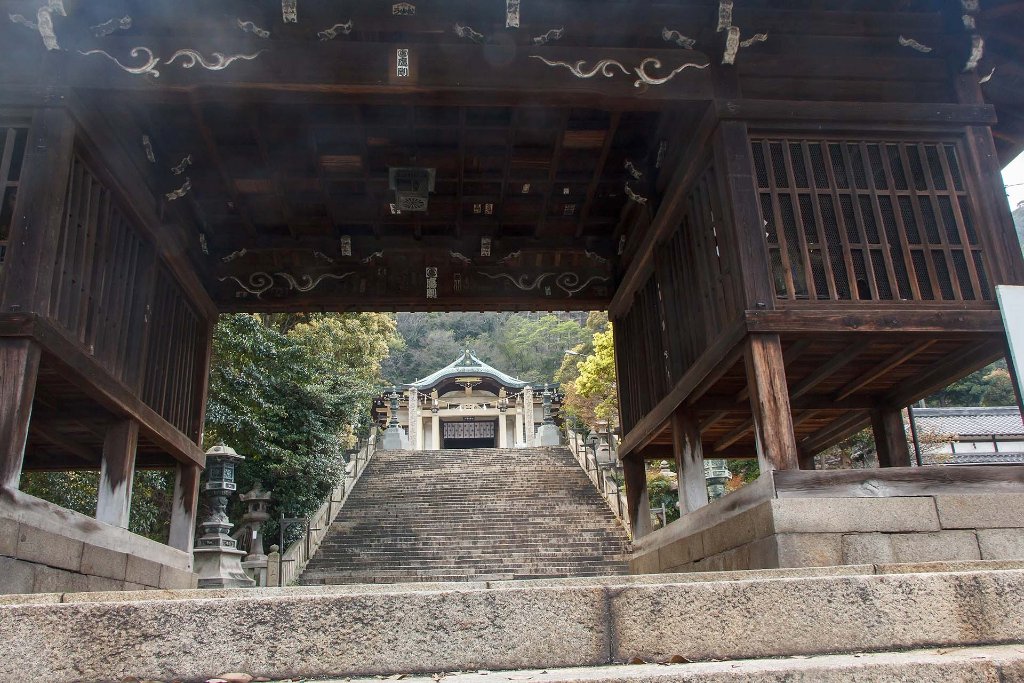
[
  {"xmin": 267, "ymin": 430, "xmax": 378, "ymax": 587},
  {"xmin": 565, "ymin": 427, "xmax": 631, "ymax": 534}
]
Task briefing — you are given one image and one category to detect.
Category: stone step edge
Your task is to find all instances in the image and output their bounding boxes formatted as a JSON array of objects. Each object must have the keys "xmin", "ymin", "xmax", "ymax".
[
  {"xmin": 4, "ymin": 559, "xmax": 1022, "ymax": 606},
  {"xmin": 5, "ymin": 566, "xmax": 1024, "ymax": 682},
  {"xmin": 318, "ymin": 643, "xmax": 1024, "ymax": 683}
]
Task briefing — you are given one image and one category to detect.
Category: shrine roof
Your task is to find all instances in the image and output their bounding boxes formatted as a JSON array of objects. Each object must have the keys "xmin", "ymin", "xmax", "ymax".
[{"xmin": 407, "ymin": 350, "xmax": 530, "ymax": 390}]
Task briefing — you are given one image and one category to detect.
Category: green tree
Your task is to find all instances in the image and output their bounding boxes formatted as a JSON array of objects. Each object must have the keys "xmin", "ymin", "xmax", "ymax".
[{"xmin": 926, "ymin": 360, "xmax": 1016, "ymax": 407}]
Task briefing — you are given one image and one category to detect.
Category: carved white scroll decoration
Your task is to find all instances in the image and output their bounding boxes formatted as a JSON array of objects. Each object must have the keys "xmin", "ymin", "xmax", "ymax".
[
  {"xmin": 530, "ymin": 55, "xmax": 707, "ymax": 88},
  {"xmin": 237, "ymin": 19, "xmax": 270, "ymax": 38},
  {"xmin": 722, "ymin": 27, "xmax": 767, "ymax": 65},
  {"xmin": 165, "ymin": 178, "xmax": 191, "ymax": 201},
  {"xmin": 506, "ymin": 0, "xmax": 520, "ymax": 28},
  {"xmin": 585, "ymin": 250, "xmax": 609, "ymax": 265},
  {"xmin": 318, "ymin": 21, "xmax": 353, "ymax": 41},
  {"xmin": 10, "ymin": 0, "xmax": 65, "ymax": 50},
  {"xmin": 171, "ymin": 154, "xmax": 192, "ymax": 176},
  {"xmin": 340, "ymin": 236, "xmax": 352, "ymax": 256},
  {"xmin": 313, "ymin": 250, "xmax": 335, "ymax": 264},
  {"xmin": 141, "ymin": 135, "xmax": 156, "ymax": 163},
  {"xmin": 898, "ymin": 36, "xmax": 933, "ymax": 53},
  {"xmin": 454, "ymin": 23, "xmax": 484, "ymax": 43},
  {"xmin": 393, "ymin": 3, "xmax": 416, "ymax": 15},
  {"xmin": 220, "ymin": 271, "xmax": 355, "ymax": 298},
  {"xmin": 741, "ymin": 33, "xmax": 768, "ymax": 48},
  {"xmin": 497, "ymin": 250, "xmax": 521, "ymax": 265},
  {"xmin": 624, "ymin": 184, "xmax": 648, "ymax": 205},
  {"xmin": 476, "ymin": 272, "xmax": 608, "ymax": 297},
  {"xmin": 80, "ymin": 47, "xmax": 161, "ymax": 77},
  {"xmin": 532, "ymin": 28, "xmax": 564, "ymax": 45},
  {"xmin": 91, "ymin": 16, "xmax": 131, "ymax": 38},
  {"xmin": 625, "ymin": 160, "xmax": 643, "ymax": 180},
  {"xmin": 979, "ymin": 66, "xmax": 995, "ymax": 84},
  {"xmin": 362, "ymin": 251, "xmax": 384, "ymax": 263},
  {"xmin": 964, "ymin": 35, "xmax": 984, "ymax": 72},
  {"xmin": 662, "ymin": 27, "xmax": 696, "ymax": 49},
  {"xmin": 282, "ymin": 0, "xmax": 297, "ymax": 23},
  {"xmin": 166, "ymin": 49, "xmax": 267, "ymax": 70},
  {"xmin": 450, "ymin": 251, "xmax": 473, "ymax": 265}
]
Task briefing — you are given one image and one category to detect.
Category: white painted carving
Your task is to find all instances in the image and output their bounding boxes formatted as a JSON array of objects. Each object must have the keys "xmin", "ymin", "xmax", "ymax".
[
  {"xmin": 532, "ymin": 28, "xmax": 564, "ymax": 45},
  {"xmin": 10, "ymin": 0, "xmax": 65, "ymax": 50},
  {"xmin": 625, "ymin": 160, "xmax": 643, "ymax": 181},
  {"xmin": 722, "ymin": 27, "xmax": 766, "ymax": 64},
  {"xmin": 662, "ymin": 27, "xmax": 696, "ymax": 49},
  {"xmin": 222, "ymin": 249, "xmax": 247, "ymax": 263},
  {"xmin": 165, "ymin": 178, "xmax": 191, "ymax": 201},
  {"xmin": 91, "ymin": 16, "xmax": 132, "ymax": 38},
  {"xmin": 450, "ymin": 251, "xmax": 473, "ymax": 265},
  {"xmin": 220, "ymin": 271, "xmax": 354, "ymax": 298},
  {"xmin": 166, "ymin": 49, "xmax": 267, "ymax": 70},
  {"xmin": 171, "ymin": 154, "xmax": 192, "ymax": 176},
  {"xmin": 141, "ymin": 135, "xmax": 156, "ymax": 163},
  {"xmin": 199, "ymin": 233, "xmax": 209, "ymax": 255},
  {"xmin": 282, "ymin": 0, "xmax": 297, "ymax": 23},
  {"xmin": 481, "ymin": 237, "xmax": 493, "ymax": 257},
  {"xmin": 313, "ymin": 250, "xmax": 335, "ymax": 264},
  {"xmin": 362, "ymin": 250, "xmax": 384, "ymax": 263},
  {"xmin": 393, "ymin": 3, "xmax": 416, "ymax": 15},
  {"xmin": 962, "ymin": 14, "xmax": 976, "ymax": 30},
  {"xmin": 530, "ymin": 55, "xmax": 707, "ymax": 88},
  {"xmin": 964, "ymin": 35, "xmax": 984, "ymax": 71},
  {"xmin": 237, "ymin": 19, "xmax": 270, "ymax": 38},
  {"xmin": 979, "ymin": 66, "xmax": 995, "ymax": 84},
  {"xmin": 898, "ymin": 36, "xmax": 933, "ymax": 53},
  {"xmin": 717, "ymin": 0, "xmax": 733, "ymax": 32},
  {"xmin": 585, "ymin": 250, "xmax": 609, "ymax": 265},
  {"xmin": 454, "ymin": 23, "xmax": 484, "ymax": 43},
  {"xmin": 497, "ymin": 250, "xmax": 520, "ymax": 264},
  {"xmin": 740, "ymin": 32, "xmax": 768, "ymax": 48},
  {"xmin": 624, "ymin": 184, "xmax": 648, "ymax": 205},
  {"xmin": 79, "ymin": 47, "xmax": 161, "ymax": 77},
  {"xmin": 477, "ymin": 272, "xmax": 609, "ymax": 297},
  {"xmin": 506, "ymin": 0, "xmax": 520, "ymax": 28},
  {"xmin": 425, "ymin": 266, "xmax": 438, "ymax": 299},
  {"xmin": 340, "ymin": 235, "xmax": 352, "ymax": 256},
  {"xmin": 318, "ymin": 21, "xmax": 353, "ymax": 41}
]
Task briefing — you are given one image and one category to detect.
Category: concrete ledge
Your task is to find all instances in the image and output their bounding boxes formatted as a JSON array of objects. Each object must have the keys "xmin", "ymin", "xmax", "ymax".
[
  {"xmin": 2, "ymin": 567, "xmax": 1024, "ymax": 682},
  {"xmin": 324, "ymin": 644, "xmax": 1024, "ymax": 683}
]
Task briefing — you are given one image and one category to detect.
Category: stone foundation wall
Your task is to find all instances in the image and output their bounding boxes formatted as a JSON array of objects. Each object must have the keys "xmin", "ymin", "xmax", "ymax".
[
  {"xmin": 631, "ymin": 486, "xmax": 1024, "ymax": 574},
  {"xmin": 0, "ymin": 490, "xmax": 195, "ymax": 594}
]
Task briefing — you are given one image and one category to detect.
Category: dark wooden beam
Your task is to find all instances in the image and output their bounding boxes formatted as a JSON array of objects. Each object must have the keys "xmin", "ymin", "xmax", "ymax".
[
  {"xmin": 871, "ymin": 408, "xmax": 912, "ymax": 468},
  {"xmin": 833, "ymin": 340, "xmax": 936, "ymax": 401},
  {"xmin": 790, "ymin": 342, "xmax": 866, "ymax": 400},
  {"xmin": 799, "ymin": 410, "xmax": 871, "ymax": 455},
  {"xmin": 714, "ymin": 418, "xmax": 754, "ymax": 453},
  {"xmin": 885, "ymin": 339, "xmax": 1004, "ymax": 408},
  {"xmin": 190, "ymin": 96, "xmax": 257, "ymax": 239},
  {"xmin": 744, "ymin": 308, "xmax": 1005, "ymax": 334},
  {"xmin": 744, "ymin": 334, "xmax": 799, "ymax": 471},
  {"xmin": 0, "ymin": 339, "xmax": 42, "ymax": 488},
  {"xmin": 576, "ymin": 112, "xmax": 622, "ymax": 238},
  {"xmin": 714, "ymin": 100, "xmax": 997, "ymax": 128}
]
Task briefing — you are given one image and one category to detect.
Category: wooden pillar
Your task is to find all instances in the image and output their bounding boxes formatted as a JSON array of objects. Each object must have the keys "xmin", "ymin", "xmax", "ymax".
[
  {"xmin": 95, "ymin": 419, "xmax": 139, "ymax": 528},
  {"xmin": 744, "ymin": 334, "xmax": 800, "ymax": 472},
  {"xmin": 871, "ymin": 408, "xmax": 911, "ymax": 468},
  {"xmin": 797, "ymin": 448, "xmax": 817, "ymax": 470},
  {"xmin": 0, "ymin": 108, "xmax": 76, "ymax": 316},
  {"xmin": 672, "ymin": 409, "xmax": 708, "ymax": 513},
  {"xmin": 167, "ymin": 462, "xmax": 201, "ymax": 553},
  {"xmin": 623, "ymin": 456, "xmax": 653, "ymax": 539},
  {"xmin": 0, "ymin": 339, "xmax": 41, "ymax": 490}
]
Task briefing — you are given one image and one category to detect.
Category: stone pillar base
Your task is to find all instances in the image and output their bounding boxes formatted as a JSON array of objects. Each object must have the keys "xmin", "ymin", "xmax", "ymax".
[
  {"xmin": 535, "ymin": 424, "xmax": 561, "ymax": 447},
  {"xmin": 194, "ymin": 547, "xmax": 256, "ymax": 589},
  {"xmin": 381, "ymin": 425, "xmax": 409, "ymax": 450},
  {"xmin": 630, "ymin": 466, "xmax": 1024, "ymax": 574}
]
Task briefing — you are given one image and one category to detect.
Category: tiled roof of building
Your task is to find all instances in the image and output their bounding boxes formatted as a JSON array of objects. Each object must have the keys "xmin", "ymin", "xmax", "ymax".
[
  {"xmin": 406, "ymin": 350, "xmax": 530, "ymax": 390},
  {"xmin": 912, "ymin": 406, "xmax": 1024, "ymax": 438}
]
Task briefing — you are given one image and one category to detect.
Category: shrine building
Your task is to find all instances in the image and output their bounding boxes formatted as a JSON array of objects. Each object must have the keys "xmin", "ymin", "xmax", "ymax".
[{"xmin": 372, "ymin": 351, "xmax": 562, "ymax": 450}]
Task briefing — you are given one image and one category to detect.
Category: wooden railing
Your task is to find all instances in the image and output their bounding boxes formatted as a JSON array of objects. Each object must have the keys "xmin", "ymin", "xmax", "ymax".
[{"xmin": 268, "ymin": 429, "xmax": 378, "ymax": 587}]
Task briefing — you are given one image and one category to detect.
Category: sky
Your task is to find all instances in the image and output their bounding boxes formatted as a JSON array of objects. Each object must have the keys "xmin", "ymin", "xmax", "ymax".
[{"xmin": 1004, "ymin": 151, "xmax": 1024, "ymax": 211}]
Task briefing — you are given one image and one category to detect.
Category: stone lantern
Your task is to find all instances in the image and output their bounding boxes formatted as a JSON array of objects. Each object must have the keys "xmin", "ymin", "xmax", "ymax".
[
  {"xmin": 536, "ymin": 384, "xmax": 561, "ymax": 446},
  {"xmin": 704, "ymin": 459, "xmax": 732, "ymax": 501},
  {"xmin": 193, "ymin": 444, "xmax": 256, "ymax": 588},
  {"xmin": 382, "ymin": 386, "xmax": 410, "ymax": 450},
  {"xmin": 238, "ymin": 485, "xmax": 272, "ymax": 561}
]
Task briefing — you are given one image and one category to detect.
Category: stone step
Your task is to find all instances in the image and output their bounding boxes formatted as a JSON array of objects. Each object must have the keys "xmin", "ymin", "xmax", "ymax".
[{"xmin": 4, "ymin": 563, "xmax": 1024, "ymax": 682}]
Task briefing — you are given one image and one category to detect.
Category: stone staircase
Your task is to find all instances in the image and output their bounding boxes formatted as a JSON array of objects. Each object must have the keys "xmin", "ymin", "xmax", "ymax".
[{"xmin": 299, "ymin": 447, "xmax": 631, "ymax": 584}]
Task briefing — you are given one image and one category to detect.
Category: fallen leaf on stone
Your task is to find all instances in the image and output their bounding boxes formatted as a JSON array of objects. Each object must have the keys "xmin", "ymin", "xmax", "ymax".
[
  {"xmin": 217, "ymin": 675, "xmax": 254, "ymax": 683},
  {"xmin": 628, "ymin": 658, "xmax": 647, "ymax": 665},
  {"xmin": 667, "ymin": 655, "xmax": 692, "ymax": 664},
  {"xmin": 205, "ymin": 679, "xmax": 228, "ymax": 683},
  {"xmin": 478, "ymin": 670, "xmax": 491, "ymax": 675}
]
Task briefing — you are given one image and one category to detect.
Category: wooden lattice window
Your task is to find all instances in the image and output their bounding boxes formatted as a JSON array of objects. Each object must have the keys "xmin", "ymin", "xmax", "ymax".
[
  {"xmin": 751, "ymin": 137, "xmax": 991, "ymax": 303},
  {"xmin": 0, "ymin": 125, "xmax": 29, "ymax": 266}
]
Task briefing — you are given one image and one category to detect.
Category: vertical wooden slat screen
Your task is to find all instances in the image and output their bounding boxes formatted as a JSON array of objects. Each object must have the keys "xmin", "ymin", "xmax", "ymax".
[
  {"xmin": 142, "ymin": 267, "xmax": 204, "ymax": 437},
  {"xmin": 0, "ymin": 126, "xmax": 29, "ymax": 270},
  {"xmin": 49, "ymin": 155, "xmax": 155, "ymax": 384},
  {"xmin": 751, "ymin": 136, "xmax": 992, "ymax": 304},
  {"xmin": 618, "ymin": 163, "xmax": 739, "ymax": 434}
]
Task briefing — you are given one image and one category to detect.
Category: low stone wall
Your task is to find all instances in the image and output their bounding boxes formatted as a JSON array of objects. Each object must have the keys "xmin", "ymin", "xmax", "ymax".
[
  {"xmin": 0, "ymin": 489, "xmax": 195, "ymax": 594},
  {"xmin": 630, "ymin": 467, "xmax": 1024, "ymax": 574}
]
